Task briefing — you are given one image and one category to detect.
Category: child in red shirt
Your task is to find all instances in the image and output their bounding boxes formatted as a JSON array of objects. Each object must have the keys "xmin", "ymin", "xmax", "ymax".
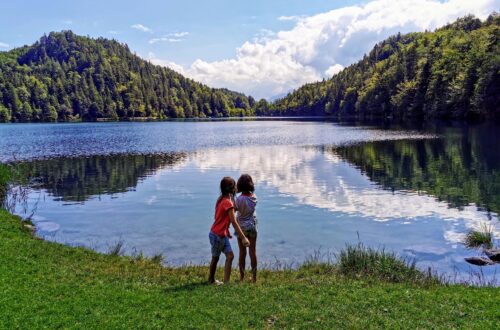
[{"xmin": 209, "ymin": 177, "xmax": 250, "ymax": 284}]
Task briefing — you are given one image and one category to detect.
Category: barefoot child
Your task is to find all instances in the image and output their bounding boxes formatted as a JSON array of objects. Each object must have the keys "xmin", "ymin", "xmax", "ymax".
[
  {"xmin": 208, "ymin": 177, "xmax": 250, "ymax": 284},
  {"xmin": 235, "ymin": 174, "xmax": 258, "ymax": 282}
]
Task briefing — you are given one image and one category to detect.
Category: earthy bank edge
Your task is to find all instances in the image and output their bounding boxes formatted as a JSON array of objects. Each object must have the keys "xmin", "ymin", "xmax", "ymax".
[{"xmin": 1, "ymin": 210, "xmax": 499, "ymax": 329}]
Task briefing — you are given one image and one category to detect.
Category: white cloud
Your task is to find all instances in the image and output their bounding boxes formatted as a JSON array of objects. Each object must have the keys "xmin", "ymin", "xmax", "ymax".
[
  {"xmin": 108, "ymin": 30, "xmax": 119, "ymax": 35},
  {"xmin": 325, "ymin": 64, "xmax": 344, "ymax": 77},
  {"xmin": 131, "ymin": 23, "xmax": 153, "ymax": 33},
  {"xmin": 278, "ymin": 15, "xmax": 304, "ymax": 22},
  {"xmin": 62, "ymin": 19, "xmax": 73, "ymax": 25},
  {"xmin": 147, "ymin": 52, "xmax": 186, "ymax": 74},
  {"xmin": 149, "ymin": 0, "xmax": 497, "ymax": 99},
  {"xmin": 253, "ymin": 28, "xmax": 275, "ymax": 43},
  {"xmin": 149, "ymin": 37, "xmax": 180, "ymax": 44},
  {"xmin": 0, "ymin": 42, "xmax": 9, "ymax": 48},
  {"xmin": 170, "ymin": 32, "xmax": 189, "ymax": 38},
  {"xmin": 149, "ymin": 32, "xmax": 189, "ymax": 44}
]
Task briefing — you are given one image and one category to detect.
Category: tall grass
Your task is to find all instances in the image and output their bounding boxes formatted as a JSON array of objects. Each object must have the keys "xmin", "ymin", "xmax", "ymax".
[
  {"xmin": 0, "ymin": 163, "xmax": 11, "ymax": 208},
  {"xmin": 108, "ymin": 240, "xmax": 125, "ymax": 256},
  {"xmin": 464, "ymin": 224, "xmax": 494, "ymax": 249},
  {"xmin": 337, "ymin": 243, "xmax": 439, "ymax": 284}
]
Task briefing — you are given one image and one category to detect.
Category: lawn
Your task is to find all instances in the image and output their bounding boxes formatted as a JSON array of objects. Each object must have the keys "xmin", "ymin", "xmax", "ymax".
[{"xmin": 0, "ymin": 209, "xmax": 499, "ymax": 329}]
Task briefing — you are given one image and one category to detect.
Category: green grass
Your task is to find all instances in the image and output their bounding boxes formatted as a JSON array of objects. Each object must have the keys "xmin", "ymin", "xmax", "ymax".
[
  {"xmin": 464, "ymin": 225, "xmax": 494, "ymax": 249},
  {"xmin": 1, "ymin": 209, "xmax": 499, "ymax": 329},
  {"xmin": 0, "ymin": 163, "xmax": 10, "ymax": 205},
  {"xmin": 336, "ymin": 243, "xmax": 439, "ymax": 284}
]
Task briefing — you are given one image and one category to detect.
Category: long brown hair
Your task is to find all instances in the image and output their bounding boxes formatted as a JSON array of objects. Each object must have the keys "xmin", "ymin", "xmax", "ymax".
[
  {"xmin": 216, "ymin": 176, "xmax": 236, "ymax": 206},
  {"xmin": 237, "ymin": 174, "xmax": 255, "ymax": 194}
]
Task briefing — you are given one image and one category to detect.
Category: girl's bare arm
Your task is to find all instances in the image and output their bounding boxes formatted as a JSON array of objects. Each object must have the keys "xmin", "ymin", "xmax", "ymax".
[{"xmin": 229, "ymin": 209, "xmax": 250, "ymax": 246}]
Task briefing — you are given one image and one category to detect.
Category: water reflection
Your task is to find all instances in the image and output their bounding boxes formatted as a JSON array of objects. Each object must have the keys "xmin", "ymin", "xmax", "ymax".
[
  {"xmin": 21, "ymin": 142, "xmax": 499, "ymax": 244},
  {"xmin": 190, "ymin": 146, "xmax": 499, "ymax": 244},
  {"xmin": 332, "ymin": 125, "xmax": 500, "ymax": 214},
  {"xmin": 12, "ymin": 122, "xmax": 500, "ymax": 278},
  {"xmin": 18, "ymin": 153, "xmax": 186, "ymax": 202}
]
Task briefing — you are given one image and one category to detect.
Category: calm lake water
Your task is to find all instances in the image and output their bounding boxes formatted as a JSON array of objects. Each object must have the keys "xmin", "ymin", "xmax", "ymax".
[{"xmin": 1, "ymin": 120, "xmax": 499, "ymax": 283}]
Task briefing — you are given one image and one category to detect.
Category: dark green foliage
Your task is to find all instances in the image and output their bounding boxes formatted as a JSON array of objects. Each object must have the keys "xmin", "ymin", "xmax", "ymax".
[
  {"xmin": 0, "ymin": 31, "xmax": 255, "ymax": 122},
  {"xmin": 271, "ymin": 14, "xmax": 500, "ymax": 120}
]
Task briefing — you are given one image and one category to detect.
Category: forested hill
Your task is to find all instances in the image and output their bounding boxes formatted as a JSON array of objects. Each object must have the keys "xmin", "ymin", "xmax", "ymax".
[
  {"xmin": 0, "ymin": 15, "xmax": 498, "ymax": 123},
  {"xmin": 0, "ymin": 31, "xmax": 256, "ymax": 122},
  {"xmin": 271, "ymin": 14, "xmax": 500, "ymax": 120}
]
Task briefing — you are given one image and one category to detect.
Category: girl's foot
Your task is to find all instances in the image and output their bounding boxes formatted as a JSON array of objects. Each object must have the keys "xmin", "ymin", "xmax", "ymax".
[{"xmin": 251, "ymin": 269, "xmax": 257, "ymax": 283}]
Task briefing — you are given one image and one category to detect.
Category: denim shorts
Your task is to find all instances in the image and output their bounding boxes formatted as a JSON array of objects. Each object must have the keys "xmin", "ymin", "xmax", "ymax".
[{"xmin": 209, "ymin": 231, "xmax": 232, "ymax": 257}]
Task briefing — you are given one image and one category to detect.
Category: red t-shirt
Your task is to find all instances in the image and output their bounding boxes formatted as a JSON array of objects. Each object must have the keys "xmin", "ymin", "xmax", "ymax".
[{"xmin": 211, "ymin": 197, "xmax": 234, "ymax": 237}]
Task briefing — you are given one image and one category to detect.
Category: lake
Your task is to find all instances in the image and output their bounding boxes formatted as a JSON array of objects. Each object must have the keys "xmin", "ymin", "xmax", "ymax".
[{"xmin": 1, "ymin": 119, "xmax": 499, "ymax": 283}]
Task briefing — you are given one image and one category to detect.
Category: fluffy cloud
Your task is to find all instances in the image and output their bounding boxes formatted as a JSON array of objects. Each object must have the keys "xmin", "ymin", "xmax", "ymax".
[
  {"xmin": 147, "ymin": 53, "xmax": 186, "ymax": 74},
  {"xmin": 0, "ymin": 42, "xmax": 9, "ymax": 48},
  {"xmin": 131, "ymin": 23, "xmax": 153, "ymax": 33},
  {"xmin": 150, "ymin": 0, "xmax": 497, "ymax": 99}
]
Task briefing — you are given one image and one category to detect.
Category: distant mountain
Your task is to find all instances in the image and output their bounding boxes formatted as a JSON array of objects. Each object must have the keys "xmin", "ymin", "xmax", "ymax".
[
  {"xmin": 0, "ymin": 31, "xmax": 256, "ymax": 122},
  {"xmin": 270, "ymin": 14, "xmax": 499, "ymax": 120}
]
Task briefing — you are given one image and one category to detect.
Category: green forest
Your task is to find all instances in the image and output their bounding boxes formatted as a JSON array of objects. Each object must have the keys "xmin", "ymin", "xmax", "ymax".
[
  {"xmin": 272, "ymin": 14, "xmax": 499, "ymax": 119},
  {"xmin": 0, "ymin": 31, "xmax": 256, "ymax": 122},
  {"xmin": 0, "ymin": 14, "xmax": 498, "ymax": 122}
]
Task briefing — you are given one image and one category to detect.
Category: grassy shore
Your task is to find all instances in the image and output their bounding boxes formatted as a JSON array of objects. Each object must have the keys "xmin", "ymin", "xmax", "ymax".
[{"xmin": 1, "ymin": 210, "xmax": 499, "ymax": 329}]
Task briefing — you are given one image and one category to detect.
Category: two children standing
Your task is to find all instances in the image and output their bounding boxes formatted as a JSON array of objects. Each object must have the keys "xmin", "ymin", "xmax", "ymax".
[{"xmin": 208, "ymin": 174, "xmax": 258, "ymax": 285}]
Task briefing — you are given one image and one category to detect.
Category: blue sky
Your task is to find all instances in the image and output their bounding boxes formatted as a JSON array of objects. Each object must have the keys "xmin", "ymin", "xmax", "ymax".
[
  {"xmin": 0, "ymin": 0, "xmax": 358, "ymax": 64},
  {"xmin": 0, "ymin": 0, "xmax": 497, "ymax": 99}
]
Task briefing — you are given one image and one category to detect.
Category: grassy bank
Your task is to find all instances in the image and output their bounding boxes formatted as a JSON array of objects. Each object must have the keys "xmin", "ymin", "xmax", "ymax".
[{"xmin": 0, "ymin": 210, "xmax": 499, "ymax": 329}]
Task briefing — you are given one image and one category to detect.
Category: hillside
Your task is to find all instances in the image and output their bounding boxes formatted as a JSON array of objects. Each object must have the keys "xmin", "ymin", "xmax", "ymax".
[
  {"xmin": 0, "ymin": 31, "xmax": 255, "ymax": 122},
  {"xmin": 270, "ymin": 14, "xmax": 500, "ymax": 119}
]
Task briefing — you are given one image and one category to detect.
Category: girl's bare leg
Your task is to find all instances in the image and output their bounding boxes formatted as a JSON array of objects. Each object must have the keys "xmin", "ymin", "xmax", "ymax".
[
  {"xmin": 223, "ymin": 251, "xmax": 234, "ymax": 283},
  {"xmin": 208, "ymin": 256, "xmax": 219, "ymax": 283},
  {"xmin": 237, "ymin": 237, "xmax": 247, "ymax": 281},
  {"xmin": 249, "ymin": 236, "xmax": 257, "ymax": 283}
]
